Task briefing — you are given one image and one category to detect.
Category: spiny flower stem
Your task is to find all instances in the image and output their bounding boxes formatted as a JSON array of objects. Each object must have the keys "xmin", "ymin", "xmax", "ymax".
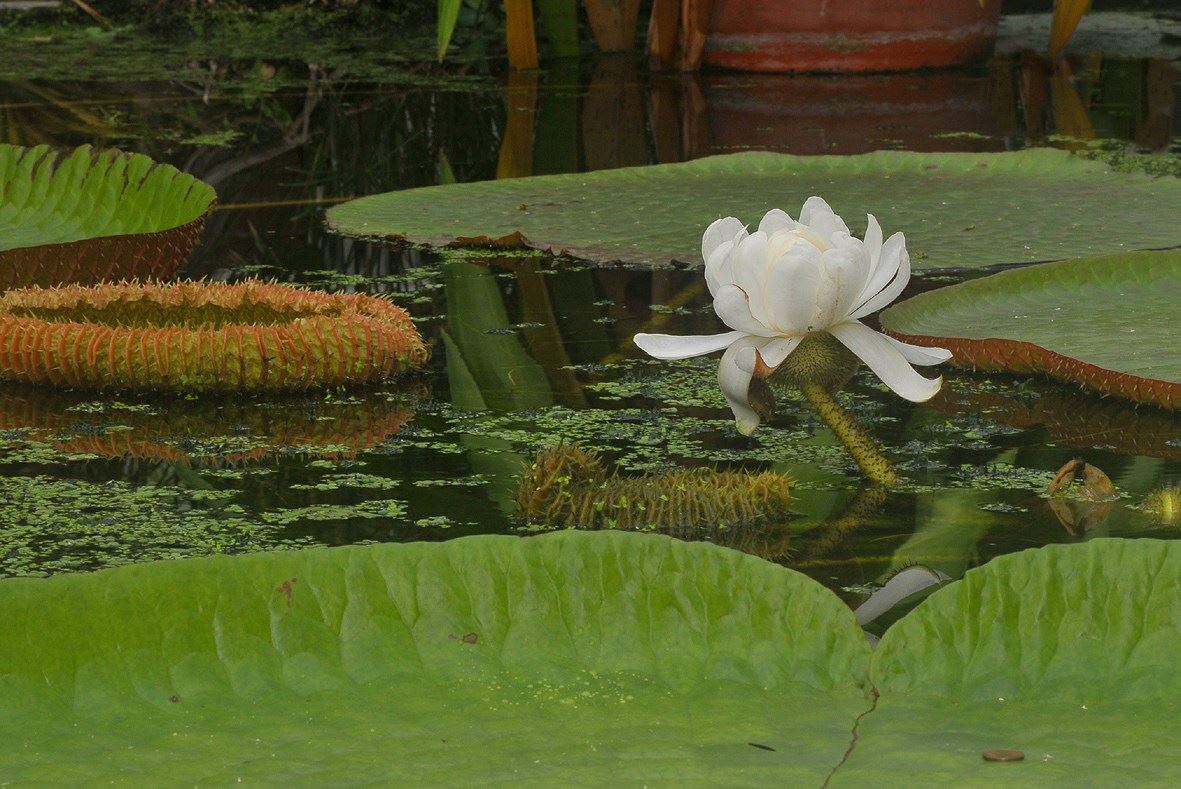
[{"xmin": 801, "ymin": 383, "xmax": 898, "ymax": 487}]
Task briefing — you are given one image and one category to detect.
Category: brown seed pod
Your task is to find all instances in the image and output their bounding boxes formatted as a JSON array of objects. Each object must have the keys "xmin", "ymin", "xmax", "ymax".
[
  {"xmin": 0, "ymin": 280, "xmax": 428, "ymax": 391},
  {"xmin": 517, "ymin": 443, "xmax": 793, "ymax": 532},
  {"xmin": 765, "ymin": 332, "xmax": 860, "ymax": 392}
]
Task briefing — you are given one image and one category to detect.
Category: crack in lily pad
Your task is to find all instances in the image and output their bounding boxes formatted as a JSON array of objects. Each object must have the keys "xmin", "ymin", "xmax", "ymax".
[
  {"xmin": 882, "ymin": 251, "xmax": 1181, "ymax": 409},
  {"xmin": 327, "ymin": 149, "xmax": 1181, "ymax": 270}
]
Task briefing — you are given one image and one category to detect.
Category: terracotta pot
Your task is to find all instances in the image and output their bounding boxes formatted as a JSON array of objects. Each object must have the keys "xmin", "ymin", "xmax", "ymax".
[{"xmin": 705, "ymin": 0, "xmax": 1003, "ymax": 73}]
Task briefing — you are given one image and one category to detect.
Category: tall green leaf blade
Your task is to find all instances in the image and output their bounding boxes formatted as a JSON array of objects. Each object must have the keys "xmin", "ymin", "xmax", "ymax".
[
  {"xmin": 537, "ymin": 0, "xmax": 580, "ymax": 56},
  {"xmin": 326, "ymin": 149, "xmax": 1181, "ymax": 269},
  {"xmin": 437, "ymin": 0, "xmax": 463, "ymax": 61},
  {"xmin": 0, "ymin": 532, "xmax": 873, "ymax": 783}
]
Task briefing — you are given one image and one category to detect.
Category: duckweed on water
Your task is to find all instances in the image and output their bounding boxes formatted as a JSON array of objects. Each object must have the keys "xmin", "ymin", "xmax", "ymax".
[{"xmin": 0, "ymin": 475, "xmax": 311, "ymax": 577}]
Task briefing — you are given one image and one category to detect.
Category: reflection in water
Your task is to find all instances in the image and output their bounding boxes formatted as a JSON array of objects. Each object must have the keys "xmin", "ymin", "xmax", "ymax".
[
  {"xmin": 929, "ymin": 379, "xmax": 1181, "ymax": 461},
  {"xmin": 1046, "ymin": 458, "xmax": 1119, "ymax": 536},
  {"xmin": 6, "ymin": 51, "xmax": 1175, "ymax": 279},
  {"xmin": 1019, "ymin": 53, "xmax": 1177, "ymax": 147},
  {"xmin": 0, "ymin": 385, "xmax": 418, "ymax": 467},
  {"xmin": 696, "ymin": 68, "xmax": 1013, "ymax": 157}
]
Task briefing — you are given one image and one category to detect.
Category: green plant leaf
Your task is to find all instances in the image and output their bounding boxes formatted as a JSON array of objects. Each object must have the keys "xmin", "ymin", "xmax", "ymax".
[
  {"xmin": 436, "ymin": 0, "xmax": 463, "ymax": 61},
  {"xmin": 326, "ymin": 149, "xmax": 1181, "ymax": 269},
  {"xmin": 3, "ymin": 535, "xmax": 1179, "ymax": 782},
  {"xmin": 0, "ymin": 531, "xmax": 871, "ymax": 783},
  {"xmin": 536, "ymin": 0, "xmax": 580, "ymax": 56},
  {"xmin": 836, "ymin": 538, "xmax": 1181, "ymax": 784},
  {"xmin": 0, "ymin": 144, "xmax": 216, "ymax": 288},
  {"xmin": 882, "ymin": 250, "xmax": 1181, "ymax": 408}
]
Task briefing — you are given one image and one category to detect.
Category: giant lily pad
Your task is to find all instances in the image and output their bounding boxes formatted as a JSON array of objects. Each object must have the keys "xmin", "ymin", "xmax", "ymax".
[
  {"xmin": 327, "ymin": 149, "xmax": 1181, "ymax": 269},
  {"xmin": 0, "ymin": 144, "xmax": 216, "ymax": 289},
  {"xmin": 0, "ymin": 531, "xmax": 870, "ymax": 783},
  {"xmin": 0, "ymin": 533, "xmax": 1178, "ymax": 783},
  {"xmin": 839, "ymin": 538, "xmax": 1181, "ymax": 784},
  {"xmin": 882, "ymin": 251, "xmax": 1181, "ymax": 409}
]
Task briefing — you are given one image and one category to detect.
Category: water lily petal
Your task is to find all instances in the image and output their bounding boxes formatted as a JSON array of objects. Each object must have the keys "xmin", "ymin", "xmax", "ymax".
[
  {"xmin": 799, "ymin": 196, "xmax": 850, "ymax": 241},
  {"xmin": 850, "ymin": 232, "xmax": 910, "ymax": 320},
  {"xmin": 852, "ymin": 229, "xmax": 905, "ymax": 313},
  {"xmin": 758, "ymin": 335, "xmax": 803, "ymax": 370},
  {"xmin": 732, "ymin": 231, "xmax": 774, "ymax": 326},
  {"xmin": 704, "ymin": 238, "xmax": 738, "ymax": 296},
  {"xmin": 829, "ymin": 320, "xmax": 942, "ymax": 402},
  {"xmin": 818, "ymin": 243, "xmax": 869, "ymax": 328},
  {"xmin": 714, "ymin": 284, "xmax": 775, "ymax": 336},
  {"xmin": 863, "ymin": 213, "xmax": 883, "ymax": 266},
  {"xmin": 883, "ymin": 335, "xmax": 953, "ymax": 366},
  {"xmin": 634, "ymin": 331, "xmax": 746, "ymax": 360},
  {"xmin": 758, "ymin": 208, "xmax": 799, "ymax": 235},
  {"xmin": 718, "ymin": 336, "xmax": 772, "ymax": 435},
  {"xmin": 766, "ymin": 242, "xmax": 822, "ymax": 334},
  {"xmin": 702, "ymin": 217, "xmax": 745, "ymax": 265},
  {"xmin": 734, "ymin": 343, "xmax": 760, "ymax": 373}
]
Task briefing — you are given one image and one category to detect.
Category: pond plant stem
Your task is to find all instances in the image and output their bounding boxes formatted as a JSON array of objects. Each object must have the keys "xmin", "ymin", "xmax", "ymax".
[{"xmin": 801, "ymin": 383, "xmax": 898, "ymax": 486}]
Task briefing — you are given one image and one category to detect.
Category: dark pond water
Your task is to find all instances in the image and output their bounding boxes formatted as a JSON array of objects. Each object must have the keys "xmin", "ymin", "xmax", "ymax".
[{"xmin": 1, "ymin": 32, "xmax": 1179, "ymax": 606}]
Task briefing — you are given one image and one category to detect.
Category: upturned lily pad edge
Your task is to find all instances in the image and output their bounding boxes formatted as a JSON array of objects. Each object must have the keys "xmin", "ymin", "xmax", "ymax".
[
  {"xmin": 0, "ymin": 205, "xmax": 216, "ymax": 285},
  {"xmin": 886, "ymin": 330, "xmax": 1181, "ymax": 409},
  {"xmin": 0, "ymin": 144, "xmax": 218, "ymax": 288},
  {"xmin": 0, "ymin": 532, "xmax": 1173, "ymax": 698},
  {"xmin": 881, "ymin": 251, "xmax": 1181, "ymax": 409}
]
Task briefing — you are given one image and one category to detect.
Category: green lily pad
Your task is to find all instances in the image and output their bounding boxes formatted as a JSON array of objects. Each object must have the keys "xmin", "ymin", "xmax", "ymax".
[
  {"xmin": 0, "ymin": 144, "xmax": 216, "ymax": 288},
  {"xmin": 1, "ymin": 534, "xmax": 1177, "ymax": 783},
  {"xmin": 326, "ymin": 149, "xmax": 1181, "ymax": 269},
  {"xmin": 0, "ymin": 531, "xmax": 871, "ymax": 784},
  {"xmin": 881, "ymin": 251, "xmax": 1181, "ymax": 409},
  {"xmin": 840, "ymin": 538, "xmax": 1181, "ymax": 785}
]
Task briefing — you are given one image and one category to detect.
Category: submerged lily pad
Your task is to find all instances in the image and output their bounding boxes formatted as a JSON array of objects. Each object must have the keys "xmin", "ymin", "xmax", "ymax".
[
  {"xmin": 0, "ymin": 533, "xmax": 1178, "ymax": 782},
  {"xmin": 882, "ymin": 251, "xmax": 1181, "ymax": 409},
  {"xmin": 327, "ymin": 149, "xmax": 1181, "ymax": 269},
  {"xmin": 0, "ymin": 144, "xmax": 216, "ymax": 288}
]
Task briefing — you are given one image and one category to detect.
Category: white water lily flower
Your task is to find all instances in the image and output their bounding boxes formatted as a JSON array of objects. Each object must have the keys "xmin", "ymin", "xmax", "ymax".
[{"xmin": 634, "ymin": 197, "xmax": 951, "ymax": 435}]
